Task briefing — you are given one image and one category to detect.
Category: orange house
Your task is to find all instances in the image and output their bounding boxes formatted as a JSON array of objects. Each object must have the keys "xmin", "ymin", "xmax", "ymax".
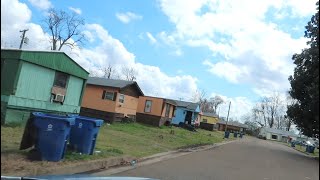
[
  {"xmin": 80, "ymin": 77, "xmax": 144, "ymax": 123},
  {"xmin": 136, "ymin": 96, "xmax": 176, "ymax": 127}
]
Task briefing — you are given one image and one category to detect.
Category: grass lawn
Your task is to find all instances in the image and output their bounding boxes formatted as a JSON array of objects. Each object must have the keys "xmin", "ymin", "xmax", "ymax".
[
  {"xmin": 275, "ymin": 141, "xmax": 320, "ymax": 157},
  {"xmin": 1, "ymin": 122, "xmax": 235, "ymax": 174},
  {"xmin": 292, "ymin": 144, "xmax": 319, "ymax": 157}
]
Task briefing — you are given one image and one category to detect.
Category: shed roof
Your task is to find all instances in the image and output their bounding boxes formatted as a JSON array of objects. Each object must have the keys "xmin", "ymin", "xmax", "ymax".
[
  {"xmin": 1, "ymin": 49, "xmax": 89, "ymax": 79},
  {"xmin": 261, "ymin": 127, "xmax": 298, "ymax": 137},
  {"xmin": 171, "ymin": 100, "xmax": 199, "ymax": 111},
  {"xmin": 218, "ymin": 120, "xmax": 248, "ymax": 128},
  {"xmin": 202, "ymin": 112, "xmax": 218, "ymax": 118},
  {"xmin": 87, "ymin": 77, "xmax": 144, "ymax": 96}
]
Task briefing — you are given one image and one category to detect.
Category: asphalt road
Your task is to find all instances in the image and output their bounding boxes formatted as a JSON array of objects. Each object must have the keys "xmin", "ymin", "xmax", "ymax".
[{"xmin": 110, "ymin": 137, "xmax": 319, "ymax": 180}]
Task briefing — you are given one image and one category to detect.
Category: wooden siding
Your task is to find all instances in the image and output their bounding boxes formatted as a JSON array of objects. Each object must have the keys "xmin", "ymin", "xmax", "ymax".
[
  {"xmin": 80, "ymin": 107, "xmax": 124, "ymax": 123},
  {"xmin": 137, "ymin": 96, "xmax": 164, "ymax": 116},
  {"xmin": 1, "ymin": 58, "xmax": 21, "ymax": 96},
  {"xmin": 200, "ymin": 115, "xmax": 219, "ymax": 124},
  {"xmin": 81, "ymin": 85, "xmax": 118, "ymax": 112},
  {"xmin": 200, "ymin": 122, "xmax": 215, "ymax": 131},
  {"xmin": 120, "ymin": 84, "xmax": 142, "ymax": 98},
  {"xmin": 136, "ymin": 113, "xmax": 162, "ymax": 127},
  {"xmin": 161, "ymin": 103, "xmax": 175, "ymax": 118},
  {"xmin": 15, "ymin": 61, "xmax": 54, "ymax": 102},
  {"xmin": 115, "ymin": 93, "xmax": 139, "ymax": 116},
  {"xmin": 64, "ymin": 76, "xmax": 84, "ymax": 107},
  {"xmin": 1, "ymin": 49, "xmax": 89, "ymax": 79}
]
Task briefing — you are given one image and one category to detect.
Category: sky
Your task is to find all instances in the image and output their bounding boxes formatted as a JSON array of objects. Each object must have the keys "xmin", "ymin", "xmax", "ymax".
[{"xmin": 1, "ymin": 0, "xmax": 318, "ymax": 122}]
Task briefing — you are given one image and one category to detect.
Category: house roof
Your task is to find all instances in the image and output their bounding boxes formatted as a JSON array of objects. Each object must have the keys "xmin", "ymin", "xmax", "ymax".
[
  {"xmin": 202, "ymin": 112, "xmax": 218, "ymax": 118},
  {"xmin": 171, "ymin": 100, "xmax": 199, "ymax": 111},
  {"xmin": 164, "ymin": 99, "xmax": 177, "ymax": 106},
  {"xmin": 217, "ymin": 120, "xmax": 248, "ymax": 128},
  {"xmin": 261, "ymin": 127, "xmax": 298, "ymax": 137},
  {"xmin": 1, "ymin": 49, "xmax": 89, "ymax": 79},
  {"xmin": 87, "ymin": 77, "xmax": 144, "ymax": 96}
]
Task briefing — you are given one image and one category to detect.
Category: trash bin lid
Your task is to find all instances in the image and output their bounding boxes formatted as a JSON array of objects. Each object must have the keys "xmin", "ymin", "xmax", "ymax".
[
  {"xmin": 32, "ymin": 112, "xmax": 75, "ymax": 125},
  {"xmin": 68, "ymin": 114, "xmax": 104, "ymax": 127}
]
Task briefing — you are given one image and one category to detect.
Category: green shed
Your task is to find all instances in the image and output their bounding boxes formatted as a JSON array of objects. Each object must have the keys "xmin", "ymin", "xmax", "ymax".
[{"xmin": 1, "ymin": 49, "xmax": 89, "ymax": 125}]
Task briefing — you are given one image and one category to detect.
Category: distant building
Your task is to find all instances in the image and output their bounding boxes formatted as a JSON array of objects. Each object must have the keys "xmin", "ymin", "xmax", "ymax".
[
  {"xmin": 170, "ymin": 100, "xmax": 200, "ymax": 126},
  {"xmin": 199, "ymin": 112, "xmax": 219, "ymax": 131},
  {"xmin": 216, "ymin": 120, "xmax": 248, "ymax": 132},
  {"xmin": 1, "ymin": 49, "xmax": 89, "ymax": 125},
  {"xmin": 258, "ymin": 127, "xmax": 301, "ymax": 142},
  {"xmin": 80, "ymin": 77, "xmax": 144, "ymax": 123},
  {"xmin": 136, "ymin": 96, "xmax": 176, "ymax": 127}
]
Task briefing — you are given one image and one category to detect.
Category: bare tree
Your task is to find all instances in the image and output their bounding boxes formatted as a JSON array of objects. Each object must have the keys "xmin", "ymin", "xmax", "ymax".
[
  {"xmin": 253, "ymin": 93, "xmax": 283, "ymax": 128},
  {"xmin": 209, "ymin": 96, "xmax": 224, "ymax": 113},
  {"xmin": 252, "ymin": 106, "xmax": 265, "ymax": 127},
  {"xmin": 267, "ymin": 93, "xmax": 282, "ymax": 128},
  {"xmin": 191, "ymin": 89, "xmax": 206, "ymax": 103},
  {"xmin": 121, "ymin": 66, "xmax": 137, "ymax": 81},
  {"xmin": 191, "ymin": 89, "xmax": 209, "ymax": 112},
  {"xmin": 43, "ymin": 8, "xmax": 86, "ymax": 50},
  {"xmin": 101, "ymin": 64, "xmax": 114, "ymax": 79},
  {"xmin": 88, "ymin": 69, "xmax": 98, "ymax": 77}
]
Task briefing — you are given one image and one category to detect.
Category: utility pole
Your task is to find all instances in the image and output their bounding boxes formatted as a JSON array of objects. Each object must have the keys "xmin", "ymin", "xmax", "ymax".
[
  {"xmin": 224, "ymin": 101, "xmax": 231, "ymax": 133},
  {"xmin": 19, "ymin": 29, "xmax": 29, "ymax": 49}
]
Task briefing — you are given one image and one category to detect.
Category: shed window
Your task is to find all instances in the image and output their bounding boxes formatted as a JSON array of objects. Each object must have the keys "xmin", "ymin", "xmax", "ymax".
[
  {"xmin": 102, "ymin": 90, "xmax": 116, "ymax": 101},
  {"xmin": 144, "ymin": 100, "xmax": 152, "ymax": 112},
  {"xmin": 165, "ymin": 104, "xmax": 170, "ymax": 117},
  {"xmin": 119, "ymin": 94, "xmax": 125, "ymax": 103},
  {"xmin": 53, "ymin": 71, "xmax": 69, "ymax": 88}
]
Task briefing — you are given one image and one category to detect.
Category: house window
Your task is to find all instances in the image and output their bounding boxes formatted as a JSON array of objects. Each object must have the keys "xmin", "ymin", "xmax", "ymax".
[
  {"xmin": 102, "ymin": 90, "xmax": 116, "ymax": 101},
  {"xmin": 119, "ymin": 94, "xmax": 125, "ymax": 103},
  {"xmin": 165, "ymin": 103, "xmax": 170, "ymax": 117},
  {"xmin": 53, "ymin": 71, "xmax": 69, "ymax": 88},
  {"xmin": 144, "ymin": 100, "xmax": 152, "ymax": 112},
  {"xmin": 203, "ymin": 119, "xmax": 207, "ymax": 123},
  {"xmin": 271, "ymin": 135, "xmax": 278, "ymax": 140}
]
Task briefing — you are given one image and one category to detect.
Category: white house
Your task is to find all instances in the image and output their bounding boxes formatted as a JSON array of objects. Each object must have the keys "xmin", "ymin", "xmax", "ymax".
[{"xmin": 259, "ymin": 127, "xmax": 300, "ymax": 142}]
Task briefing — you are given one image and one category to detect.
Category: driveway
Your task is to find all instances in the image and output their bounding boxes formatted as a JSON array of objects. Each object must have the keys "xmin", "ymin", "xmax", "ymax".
[{"xmin": 98, "ymin": 137, "xmax": 319, "ymax": 180}]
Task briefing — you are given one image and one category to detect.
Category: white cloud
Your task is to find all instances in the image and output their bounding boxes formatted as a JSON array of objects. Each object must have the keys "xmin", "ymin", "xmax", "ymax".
[
  {"xmin": 1, "ymin": 0, "xmax": 198, "ymax": 101},
  {"xmin": 158, "ymin": 0, "xmax": 314, "ymax": 96},
  {"xmin": 172, "ymin": 49, "xmax": 183, "ymax": 56},
  {"xmin": 28, "ymin": 0, "xmax": 52, "ymax": 10},
  {"xmin": 209, "ymin": 93, "xmax": 254, "ymax": 122},
  {"xmin": 1, "ymin": 0, "xmax": 50, "ymax": 49},
  {"xmin": 69, "ymin": 7, "xmax": 82, "ymax": 15},
  {"xmin": 146, "ymin": 32, "xmax": 157, "ymax": 44},
  {"xmin": 115, "ymin": 12, "xmax": 142, "ymax": 24},
  {"xmin": 203, "ymin": 60, "xmax": 248, "ymax": 84}
]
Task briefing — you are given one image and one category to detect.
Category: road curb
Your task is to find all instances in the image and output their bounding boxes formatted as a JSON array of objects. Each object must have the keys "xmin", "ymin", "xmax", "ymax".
[
  {"xmin": 91, "ymin": 139, "xmax": 239, "ymax": 176},
  {"xmin": 289, "ymin": 146, "xmax": 319, "ymax": 159},
  {"xmin": 25, "ymin": 156, "xmax": 135, "ymax": 176},
  {"xmin": 12, "ymin": 139, "xmax": 239, "ymax": 176}
]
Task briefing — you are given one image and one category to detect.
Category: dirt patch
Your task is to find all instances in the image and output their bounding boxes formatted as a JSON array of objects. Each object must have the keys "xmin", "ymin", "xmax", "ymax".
[
  {"xmin": 1, "ymin": 152, "xmax": 75, "ymax": 176},
  {"xmin": 1, "ymin": 152, "xmax": 134, "ymax": 176}
]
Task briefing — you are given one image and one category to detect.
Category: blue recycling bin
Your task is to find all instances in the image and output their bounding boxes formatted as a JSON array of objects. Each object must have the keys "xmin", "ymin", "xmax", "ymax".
[
  {"xmin": 306, "ymin": 145, "xmax": 315, "ymax": 153},
  {"xmin": 224, "ymin": 131, "xmax": 230, "ymax": 138},
  {"xmin": 69, "ymin": 115, "xmax": 104, "ymax": 155},
  {"xmin": 32, "ymin": 112, "xmax": 75, "ymax": 162},
  {"xmin": 239, "ymin": 133, "xmax": 243, "ymax": 138},
  {"xmin": 234, "ymin": 132, "xmax": 238, "ymax": 138},
  {"xmin": 291, "ymin": 142, "xmax": 295, "ymax": 147}
]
